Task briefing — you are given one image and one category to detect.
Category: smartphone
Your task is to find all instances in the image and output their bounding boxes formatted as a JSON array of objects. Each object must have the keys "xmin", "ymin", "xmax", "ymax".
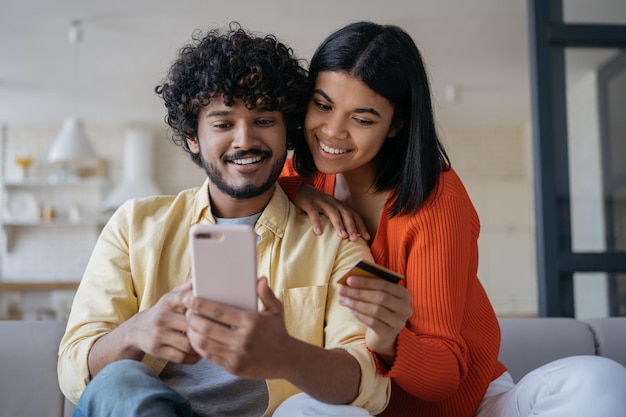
[
  {"xmin": 190, "ymin": 224, "xmax": 258, "ymax": 311},
  {"xmin": 337, "ymin": 259, "xmax": 403, "ymax": 285}
]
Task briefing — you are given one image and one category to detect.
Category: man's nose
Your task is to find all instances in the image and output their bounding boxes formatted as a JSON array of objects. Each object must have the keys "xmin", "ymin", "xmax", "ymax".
[{"xmin": 232, "ymin": 123, "xmax": 258, "ymax": 148}]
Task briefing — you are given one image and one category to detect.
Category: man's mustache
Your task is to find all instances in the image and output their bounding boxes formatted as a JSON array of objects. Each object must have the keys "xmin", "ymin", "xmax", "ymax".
[{"xmin": 222, "ymin": 149, "xmax": 271, "ymax": 162}]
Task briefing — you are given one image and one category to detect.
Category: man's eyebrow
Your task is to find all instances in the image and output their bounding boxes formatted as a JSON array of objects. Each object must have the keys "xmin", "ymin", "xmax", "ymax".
[
  {"xmin": 313, "ymin": 88, "xmax": 382, "ymax": 118},
  {"xmin": 205, "ymin": 109, "xmax": 232, "ymax": 118},
  {"xmin": 205, "ymin": 108, "xmax": 276, "ymax": 117}
]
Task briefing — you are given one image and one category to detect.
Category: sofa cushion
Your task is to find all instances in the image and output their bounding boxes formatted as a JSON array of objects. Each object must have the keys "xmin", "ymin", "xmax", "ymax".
[
  {"xmin": 0, "ymin": 320, "xmax": 66, "ymax": 417},
  {"xmin": 497, "ymin": 317, "xmax": 596, "ymax": 382},
  {"xmin": 581, "ymin": 318, "xmax": 626, "ymax": 367}
]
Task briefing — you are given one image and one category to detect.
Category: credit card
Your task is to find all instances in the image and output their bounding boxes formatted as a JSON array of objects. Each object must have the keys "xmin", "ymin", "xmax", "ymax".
[{"xmin": 337, "ymin": 259, "xmax": 403, "ymax": 285}]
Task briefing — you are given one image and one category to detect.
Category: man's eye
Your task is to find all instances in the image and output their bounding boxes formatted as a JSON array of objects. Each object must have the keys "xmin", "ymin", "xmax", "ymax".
[
  {"xmin": 213, "ymin": 122, "xmax": 231, "ymax": 129},
  {"xmin": 257, "ymin": 119, "xmax": 275, "ymax": 126}
]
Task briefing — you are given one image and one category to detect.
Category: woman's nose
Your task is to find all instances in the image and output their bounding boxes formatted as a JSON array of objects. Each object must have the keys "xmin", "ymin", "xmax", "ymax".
[{"xmin": 321, "ymin": 114, "xmax": 348, "ymax": 140}]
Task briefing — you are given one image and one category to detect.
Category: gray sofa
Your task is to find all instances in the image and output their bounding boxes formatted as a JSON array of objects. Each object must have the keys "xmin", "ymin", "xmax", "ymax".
[{"xmin": 1, "ymin": 317, "xmax": 625, "ymax": 417}]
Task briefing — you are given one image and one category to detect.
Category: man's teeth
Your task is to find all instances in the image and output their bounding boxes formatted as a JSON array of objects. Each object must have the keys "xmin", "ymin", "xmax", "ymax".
[
  {"xmin": 320, "ymin": 142, "xmax": 348, "ymax": 155},
  {"xmin": 232, "ymin": 156, "xmax": 262, "ymax": 165}
]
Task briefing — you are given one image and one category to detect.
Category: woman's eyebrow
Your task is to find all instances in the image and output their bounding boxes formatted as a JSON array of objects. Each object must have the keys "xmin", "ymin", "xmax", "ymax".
[
  {"xmin": 313, "ymin": 89, "xmax": 333, "ymax": 103},
  {"xmin": 353, "ymin": 107, "xmax": 381, "ymax": 118},
  {"xmin": 313, "ymin": 89, "xmax": 382, "ymax": 118}
]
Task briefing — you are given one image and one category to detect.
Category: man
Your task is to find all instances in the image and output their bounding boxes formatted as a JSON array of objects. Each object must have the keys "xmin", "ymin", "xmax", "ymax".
[{"xmin": 58, "ymin": 23, "xmax": 389, "ymax": 417}]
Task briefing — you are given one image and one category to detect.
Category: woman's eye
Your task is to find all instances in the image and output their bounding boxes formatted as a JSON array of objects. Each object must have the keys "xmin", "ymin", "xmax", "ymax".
[
  {"xmin": 314, "ymin": 101, "xmax": 332, "ymax": 111},
  {"xmin": 354, "ymin": 117, "xmax": 373, "ymax": 126}
]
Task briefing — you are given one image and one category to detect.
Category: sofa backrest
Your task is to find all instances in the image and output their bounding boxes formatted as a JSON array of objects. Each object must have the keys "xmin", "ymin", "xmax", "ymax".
[
  {"xmin": 497, "ymin": 317, "xmax": 597, "ymax": 382},
  {"xmin": 0, "ymin": 320, "xmax": 66, "ymax": 417},
  {"xmin": 1, "ymin": 316, "xmax": 623, "ymax": 416},
  {"xmin": 581, "ymin": 318, "xmax": 626, "ymax": 367}
]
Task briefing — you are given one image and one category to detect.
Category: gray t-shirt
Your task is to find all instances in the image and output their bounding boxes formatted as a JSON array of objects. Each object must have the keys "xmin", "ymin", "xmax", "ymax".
[
  {"xmin": 161, "ymin": 213, "xmax": 267, "ymax": 417},
  {"xmin": 160, "ymin": 360, "xmax": 267, "ymax": 417}
]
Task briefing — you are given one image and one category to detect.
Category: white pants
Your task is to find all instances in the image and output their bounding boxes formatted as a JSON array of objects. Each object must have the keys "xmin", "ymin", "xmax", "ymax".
[
  {"xmin": 274, "ymin": 355, "xmax": 626, "ymax": 417},
  {"xmin": 477, "ymin": 355, "xmax": 626, "ymax": 417},
  {"xmin": 273, "ymin": 392, "xmax": 371, "ymax": 417}
]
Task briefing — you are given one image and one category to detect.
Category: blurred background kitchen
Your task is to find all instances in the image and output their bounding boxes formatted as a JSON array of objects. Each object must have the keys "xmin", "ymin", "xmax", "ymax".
[{"xmin": 1, "ymin": 0, "xmax": 624, "ymax": 320}]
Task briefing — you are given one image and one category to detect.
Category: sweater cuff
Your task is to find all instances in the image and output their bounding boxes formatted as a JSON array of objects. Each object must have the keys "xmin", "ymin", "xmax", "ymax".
[{"xmin": 368, "ymin": 346, "xmax": 396, "ymax": 376}]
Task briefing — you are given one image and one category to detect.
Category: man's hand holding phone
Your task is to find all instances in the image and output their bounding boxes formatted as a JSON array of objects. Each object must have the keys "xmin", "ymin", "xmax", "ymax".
[
  {"xmin": 185, "ymin": 276, "xmax": 299, "ymax": 380},
  {"xmin": 130, "ymin": 280, "xmax": 201, "ymax": 364},
  {"xmin": 187, "ymin": 224, "xmax": 297, "ymax": 379},
  {"xmin": 87, "ymin": 280, "xmax": 201, "ymax": 378}
]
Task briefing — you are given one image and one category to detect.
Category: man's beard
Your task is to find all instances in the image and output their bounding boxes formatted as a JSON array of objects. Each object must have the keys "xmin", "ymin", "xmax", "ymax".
[{"xmin": 199, "ymin": 149, "xmax": 286, "ymax": 199}]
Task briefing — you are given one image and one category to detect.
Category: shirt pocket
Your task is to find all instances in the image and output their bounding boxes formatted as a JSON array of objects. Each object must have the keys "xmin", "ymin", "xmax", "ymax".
[{"xmin": 281, "ymin": 284, "xmax": 328, "ymax": 346}]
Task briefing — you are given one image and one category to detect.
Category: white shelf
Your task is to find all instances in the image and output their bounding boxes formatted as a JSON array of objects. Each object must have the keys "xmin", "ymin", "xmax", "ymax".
[
  {"xmin": 1, "ymin": 174, "xmax": 111, "ymax": 252},
  {"xmin": 3, "ymin": 178, "xmax": 108, "ymax": 188},
  {"xmin": 2, "ymin": 216, "xmax": 109, "ymax": 227}
]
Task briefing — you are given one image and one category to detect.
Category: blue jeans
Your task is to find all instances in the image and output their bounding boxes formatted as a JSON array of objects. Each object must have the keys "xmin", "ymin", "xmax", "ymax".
[{"xmin": 73, "ymin": 360, "xmax": 192, "ymax": 417}]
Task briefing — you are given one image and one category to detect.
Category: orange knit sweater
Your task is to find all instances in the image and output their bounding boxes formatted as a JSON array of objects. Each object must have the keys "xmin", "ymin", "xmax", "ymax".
[{"xmin": 279, "ymin": 163, "xmax": 507, "ymax": 417}]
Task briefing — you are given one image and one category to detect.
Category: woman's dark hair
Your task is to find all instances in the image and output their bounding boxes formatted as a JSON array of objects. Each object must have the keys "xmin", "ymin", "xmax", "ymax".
[
  {"xmin": 292, "ymin": 21, "xmax": 450, "ymax": 217},
  {"xmin": 155, "ymin": 22, "xmax": 308, "ymax": 167}
]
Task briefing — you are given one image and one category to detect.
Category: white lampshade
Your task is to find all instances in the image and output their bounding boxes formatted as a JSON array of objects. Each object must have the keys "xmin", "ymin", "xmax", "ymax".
[{"xmin": 48, "ymin": 117, "xmax": 96, "ymax": 163}]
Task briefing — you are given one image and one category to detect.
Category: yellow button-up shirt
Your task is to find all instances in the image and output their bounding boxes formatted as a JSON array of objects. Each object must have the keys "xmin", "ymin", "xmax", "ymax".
[{"xmin": 58, "ymin": 180, "xmax": 390, "ymax": 415}]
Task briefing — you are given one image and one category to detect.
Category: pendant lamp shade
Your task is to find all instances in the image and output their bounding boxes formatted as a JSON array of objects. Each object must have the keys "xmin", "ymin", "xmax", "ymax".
[{"xmin": 48, "ymin": 117, "xmax": 96, "ymax": 163}]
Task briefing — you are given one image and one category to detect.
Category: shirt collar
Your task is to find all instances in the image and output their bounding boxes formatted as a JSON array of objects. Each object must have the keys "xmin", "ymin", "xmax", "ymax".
[
  {"xmin": 191, "ymin": 178, "xmax": 214, "ymax": 225},
  {"xmin": 191, "ymin": 178, "xmax": 289, "ymax": 239}
]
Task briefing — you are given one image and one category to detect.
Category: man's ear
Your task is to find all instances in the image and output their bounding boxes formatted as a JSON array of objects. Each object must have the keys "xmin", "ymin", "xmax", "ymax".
[{"xmin": 187, "ymin": 137, "xmax": 200, "ymax": 153}]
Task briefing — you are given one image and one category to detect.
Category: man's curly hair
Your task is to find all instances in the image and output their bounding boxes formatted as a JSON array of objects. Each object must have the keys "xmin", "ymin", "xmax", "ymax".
[{"xmin": 155, "ymin": 22, "xmax": 309, "ymax": 167}]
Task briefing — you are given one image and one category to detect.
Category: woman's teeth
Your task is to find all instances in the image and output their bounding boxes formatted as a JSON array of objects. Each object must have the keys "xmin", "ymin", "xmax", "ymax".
[{"xmin": 320, "ymin": 142, "xmax": 348, "ymax": 155}]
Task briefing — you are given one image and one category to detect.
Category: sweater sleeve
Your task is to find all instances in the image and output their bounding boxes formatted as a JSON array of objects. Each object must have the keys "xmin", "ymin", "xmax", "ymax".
[{"xmin": 378, "ymin": 192, "xmax": 482, "ymax": 401}]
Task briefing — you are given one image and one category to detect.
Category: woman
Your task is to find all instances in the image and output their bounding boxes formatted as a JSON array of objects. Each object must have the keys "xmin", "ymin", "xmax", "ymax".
[{"xmin": 277, "ymin": 21, "xmax": 626, "ymax": 417}]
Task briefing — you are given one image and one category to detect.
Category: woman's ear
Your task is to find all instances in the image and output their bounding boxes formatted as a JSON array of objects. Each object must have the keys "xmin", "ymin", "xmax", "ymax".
[
  {"xmin": 186, "ymin": 137, "xmax": 200, "ymax": 153},
  {"xmin": 387, "ymin": 120, "xmax": 404, "ymax": 138}
]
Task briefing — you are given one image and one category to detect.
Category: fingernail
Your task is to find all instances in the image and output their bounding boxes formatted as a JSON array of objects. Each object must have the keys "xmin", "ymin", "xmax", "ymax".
[{"xmin": 183, "ymin": 296, "xmax": 192, "ymax": 307}]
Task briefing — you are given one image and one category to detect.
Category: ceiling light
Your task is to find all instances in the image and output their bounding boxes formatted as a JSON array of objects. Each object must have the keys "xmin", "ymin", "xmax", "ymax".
[
  {"xmin": 47, "ymin": 20, "xmax": 97, "ymax": 173},
  {"xmin": 47, "ymin": 117, "xmax": 96, "ymax": 163}
]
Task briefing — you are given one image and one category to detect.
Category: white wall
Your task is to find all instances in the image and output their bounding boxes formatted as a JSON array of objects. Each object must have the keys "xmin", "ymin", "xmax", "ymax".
[{"xmin": 442, "ymin": 126, "xmax": 537, "ymax": 316}]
